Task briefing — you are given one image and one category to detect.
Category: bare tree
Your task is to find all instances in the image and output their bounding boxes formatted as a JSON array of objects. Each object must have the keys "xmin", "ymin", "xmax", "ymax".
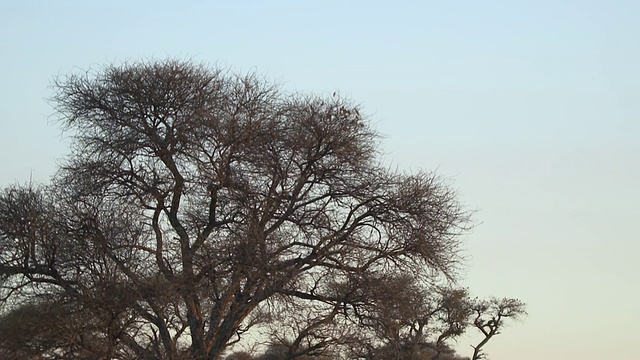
[
  {"xmin": 0, "ymin": 60, "xmax": 471, "ymax": 360},
  {"xmin": 335, "ymin": 272, "xmax": 472, "ymax": 360},
  {"xmin": 470, "ymin": 298, "xmax": 527, "ymax": 360}
]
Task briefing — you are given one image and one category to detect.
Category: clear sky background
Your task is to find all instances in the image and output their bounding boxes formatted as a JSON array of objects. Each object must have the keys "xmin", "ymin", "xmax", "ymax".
[{"xmin": 1, "ymin": 1, "xmax": 639, "ymax": 359}]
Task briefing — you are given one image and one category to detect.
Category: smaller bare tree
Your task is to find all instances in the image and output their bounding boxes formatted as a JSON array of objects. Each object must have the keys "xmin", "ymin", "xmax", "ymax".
[{"xmin": 470, "ymin": 298, "xmax": 527, "ymax": 360}]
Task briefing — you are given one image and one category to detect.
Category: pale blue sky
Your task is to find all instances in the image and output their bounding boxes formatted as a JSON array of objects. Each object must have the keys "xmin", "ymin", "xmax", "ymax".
[{"xmin": 1, "ymin": 1, "xmax": 639, "ymax": 359}]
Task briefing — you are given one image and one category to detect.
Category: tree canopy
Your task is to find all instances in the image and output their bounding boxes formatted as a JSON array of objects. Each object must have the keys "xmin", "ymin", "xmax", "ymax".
[{"xmin": 0, "ymin": 60, "xmax": 524, "ymax": 360}]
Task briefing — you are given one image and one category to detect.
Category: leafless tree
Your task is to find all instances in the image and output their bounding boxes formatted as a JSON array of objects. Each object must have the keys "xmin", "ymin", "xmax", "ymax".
[
  {"xmin": 334, "ymin": 272, "xmax": 472, "ymax": 360},
  {"xmin": 470, "ymin": 298, "xmax": 527, "ymax": 360},
  {"xmin": 0, "ymin": 60, "xmax": 472, "ymax": 360}
]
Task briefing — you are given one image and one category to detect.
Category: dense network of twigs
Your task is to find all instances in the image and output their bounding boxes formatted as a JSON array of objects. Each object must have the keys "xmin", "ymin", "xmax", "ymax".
[{"xmin": 0, "ymin": 60, "xmax": 524, "ymax": 360}]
